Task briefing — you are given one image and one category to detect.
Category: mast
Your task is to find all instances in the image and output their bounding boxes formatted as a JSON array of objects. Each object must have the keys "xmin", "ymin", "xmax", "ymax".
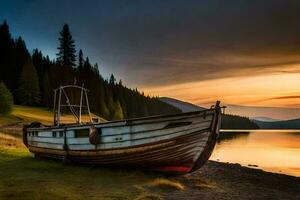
[{"xmin": 53, "ymin": 85, "xmax": 93, "ymax": 126}]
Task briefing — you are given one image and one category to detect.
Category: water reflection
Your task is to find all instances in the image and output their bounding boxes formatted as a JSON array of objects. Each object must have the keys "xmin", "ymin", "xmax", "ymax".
[
  {"xmin": 211, "ymin": 130, "xmax": 300, "ymax": 177},
  {"xmin": 217, "ymin": 131, "xmax": 250, "ymax": 143}
]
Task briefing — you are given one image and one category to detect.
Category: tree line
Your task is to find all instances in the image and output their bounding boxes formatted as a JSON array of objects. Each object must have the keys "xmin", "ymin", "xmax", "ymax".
[
  {"xmin": 221, "ymin": 114, "xmax": 259, "ymax": 130},
  {"xmin": 0, "ymin": 21, "xmax": 180, "ymax": 119}
]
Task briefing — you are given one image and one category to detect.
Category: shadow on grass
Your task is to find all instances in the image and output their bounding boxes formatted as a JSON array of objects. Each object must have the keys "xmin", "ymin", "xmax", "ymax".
[{"xmin": 0, "ymin": 148, "xmax": 185, "ymax": 200}]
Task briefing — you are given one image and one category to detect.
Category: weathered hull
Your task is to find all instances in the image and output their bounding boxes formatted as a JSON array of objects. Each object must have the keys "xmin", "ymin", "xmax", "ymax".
[{"xmin": 23, "ymin": 105, "xmax": 221, "ymax": 174}]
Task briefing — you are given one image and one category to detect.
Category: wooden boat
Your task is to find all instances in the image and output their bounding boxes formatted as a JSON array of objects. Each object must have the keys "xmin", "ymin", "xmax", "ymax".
[{"xmin": 23, "ymin": 85, "xmax": 222, "ymax": 174}]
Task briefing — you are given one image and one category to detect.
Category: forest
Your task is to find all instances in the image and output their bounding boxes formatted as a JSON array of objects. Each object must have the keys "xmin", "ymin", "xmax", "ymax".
[
  {"xmin": 221, "ymin": 114, "xmax": 259, "ymax": 130},
  {"xmin": 0, "ymin": 20, "xmax": 259, "ymax": 129},
  {"xmin": 0, "ymin": 21, "xmax": 180, "ymax": 120}
]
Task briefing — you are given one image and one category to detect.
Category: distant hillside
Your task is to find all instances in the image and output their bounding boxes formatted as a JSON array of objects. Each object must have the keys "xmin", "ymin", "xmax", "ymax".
[
  {"xmin": 250, "ymin": 117, "xmax": 280, "ymax": 122},
  {"xmin": 253, "ymin": 118, "xmax": 300, "ymax": 129},
  {"xmin": 226, "ymin": 104, "xmax": 300, "ymax": 121},
  {"xmin": 160, "ymin": 97, "xmax": 206, "ymax": 112},
  {"xmin": 161, "ymin": 97, "xmax": 258, "ymax": 130}
]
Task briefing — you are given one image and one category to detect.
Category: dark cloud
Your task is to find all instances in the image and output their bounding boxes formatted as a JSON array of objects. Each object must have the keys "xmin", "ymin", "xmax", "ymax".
[{"xmin": 1, "ymin": 0, "xmax": 300, "ymax": 86}]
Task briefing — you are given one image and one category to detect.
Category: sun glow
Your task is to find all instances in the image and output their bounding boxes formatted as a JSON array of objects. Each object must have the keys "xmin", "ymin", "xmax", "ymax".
[{"xmin": 141, "ymin": 71, "xmax": 300, "ymax": 108}]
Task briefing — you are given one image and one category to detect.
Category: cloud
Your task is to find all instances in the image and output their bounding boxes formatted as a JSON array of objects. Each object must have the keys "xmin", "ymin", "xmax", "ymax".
[
  {"xmin": 2, "ymin": 0, "xmax": 300, "ymax": 87},
  {"xmin": 94, "ymin": 0, "xmax": 300, "ymax": 86},
  {"xmin": 267, "ymin": 95, "xmax": 300, "ymax": 100}
]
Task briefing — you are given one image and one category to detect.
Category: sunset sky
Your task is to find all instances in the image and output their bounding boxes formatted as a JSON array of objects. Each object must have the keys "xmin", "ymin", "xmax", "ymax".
[{"xmin": 1, "ymin": 0, "xmax": 300, "ymax": 109}]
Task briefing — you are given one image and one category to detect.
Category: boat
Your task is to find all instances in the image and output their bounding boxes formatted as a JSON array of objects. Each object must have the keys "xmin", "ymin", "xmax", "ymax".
[{"xmin": 22, "ymin": 85, "xmax": 222, "ymax": 174}]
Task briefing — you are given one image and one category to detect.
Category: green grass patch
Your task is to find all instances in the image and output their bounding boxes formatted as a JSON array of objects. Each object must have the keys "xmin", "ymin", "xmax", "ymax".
[
  {"xmin": 0, "ymin": 105, "xmax": 105, "ymax": 127},
  {"xmin": 0, "ymin": 132, "xmax": 167, "ymax": 200},
  {"xmin": 0, "ymin": 147, "xmax": 145, "ymax": 200}
]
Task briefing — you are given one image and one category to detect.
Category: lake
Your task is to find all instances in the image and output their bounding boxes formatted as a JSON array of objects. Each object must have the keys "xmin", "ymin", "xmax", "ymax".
[{"xmin": 211, "ymin": 130, "xmax": 300, "ymax": 177}]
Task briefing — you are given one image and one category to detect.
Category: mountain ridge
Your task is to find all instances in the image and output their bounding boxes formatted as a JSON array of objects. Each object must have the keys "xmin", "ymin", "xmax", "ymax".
[{"xmin": 253, "ymin": 118, "xmax": 300, "ymax": 129}]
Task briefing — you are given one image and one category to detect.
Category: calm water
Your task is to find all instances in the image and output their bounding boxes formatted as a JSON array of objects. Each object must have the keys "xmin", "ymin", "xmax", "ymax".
[{"xmin": 211, "ymin": 130, "xmax": 300, "ymax": 177}]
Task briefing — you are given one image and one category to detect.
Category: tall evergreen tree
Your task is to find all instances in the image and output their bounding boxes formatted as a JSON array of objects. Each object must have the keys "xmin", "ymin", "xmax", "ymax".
[
  {"xmin": 109, "ymin": 74, "xmax": 116, "ymax": 85},
  {"xmin": 93, "ymin": 63, "xmax": 100, "ymax": 76},
  {"xmin": 17, "ymin": 62, "xmax": 40, "ymax": 105},
  {"xmin": 56, "ymin": 24, "xmax": 76, "ymax": 68},
  {"xmin": 42, "ymin": 72, "xmax": 52, "ymax": 107},
  {"xmin": 78, "ymin": 49, "xmax": 83, "ymax": 69},
  {"xmin": 0, "ymin": 21, "xmax": 15, "ymax": 92},
  {"xmin": 83, "ymin": 57, "xmax": 91, "ymax": 70}
]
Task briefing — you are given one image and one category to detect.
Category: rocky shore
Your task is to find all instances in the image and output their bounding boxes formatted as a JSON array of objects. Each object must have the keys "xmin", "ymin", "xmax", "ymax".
[{"xmin": 164, "ymin": 161, "xmax": 300, "ymax": 200}]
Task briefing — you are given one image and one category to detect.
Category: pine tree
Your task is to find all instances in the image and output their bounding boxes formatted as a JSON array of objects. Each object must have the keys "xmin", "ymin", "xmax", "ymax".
[
  {"xmin": 0, "ymin": 82, "xmax": 13, "ymax": 114},
  {"xmin": 104, "ymin": 86, "xmax": 115, "ymax": 119},
  {"xmin": 0, "ymin": 21, "xmax": 16, "ymax": 93},
  {"xmin": 42, "ymin": 72, "xmax": 52, "ymax": 107},
  {"xmin": 83, "ymin": 57, "xmax": 91, "ymax": 70},
  {"xmin": 112, "ymin": 100, "xmax": 124, "ymax": 120},
  {"xmin": 93, "ymin": 63, "xmax": 100, "ymax": 76},
  {"xmin": 78, "ymin": 49, "xmax": 83, "ymax": 69},
  {"xmin": 109, "ymin": 74, "xmax": 116, "ymax": 85},
  {"xmin": 56, "ymin": 24, "xmax": 76, "ymax": 68},
  {"xmin": 99, "ymin": 86, "xmax": 109, "ymax": 118},
  {"xmin": 17, "ymin": 62, "xmax": 40, "ymax": 105}
]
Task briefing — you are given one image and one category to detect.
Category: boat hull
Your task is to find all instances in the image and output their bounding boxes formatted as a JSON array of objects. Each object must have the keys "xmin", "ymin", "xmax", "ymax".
[{"xmin": 24, "ymin": 104, "xmax": 221, "ymax": 174}]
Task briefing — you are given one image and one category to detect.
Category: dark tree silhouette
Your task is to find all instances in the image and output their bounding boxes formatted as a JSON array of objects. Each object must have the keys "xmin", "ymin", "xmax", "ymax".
[
  {"xmin": 17, "ymin": 62, "xmax": 40, "ymax": 105},
  {"xmin": 109, "ymin": 74, "xmax": 116, "ymax": 85},
  {"xmin": 56, "ymin": 24, "xmax": 76, "ymax": 68},
  {"xmin": 83, "ymin": 57, "xmax": 91, "ymax": 70},
  {"xmin": 78, "ymin": 49, "xmax": 83, "ymax": 69},
  {"xmin": 93, "ymin": 63, "xmax": 100, "ymax": 76},
  {"xmin": 221, "ymin": 114, "xmax": 259, "ymax": 129}
]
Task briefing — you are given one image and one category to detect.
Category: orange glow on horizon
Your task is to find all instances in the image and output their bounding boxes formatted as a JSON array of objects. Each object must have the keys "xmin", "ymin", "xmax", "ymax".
[{"xmin": 141, "ymin": 70, "xmax": 300, "ymax": 108}]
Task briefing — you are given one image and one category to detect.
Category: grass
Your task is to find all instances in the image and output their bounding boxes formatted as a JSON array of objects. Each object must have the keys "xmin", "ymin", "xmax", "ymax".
[
  {"xmin": 0, "ymin": 132, "xmax": 186, "ymax": 200},
  {"xmin": 0, "ymin": 106, "xmax": 186, "ymax": 199},
  {"xmin": 0, "ymin": 105, "xmax": 105, "ymax": 127}
]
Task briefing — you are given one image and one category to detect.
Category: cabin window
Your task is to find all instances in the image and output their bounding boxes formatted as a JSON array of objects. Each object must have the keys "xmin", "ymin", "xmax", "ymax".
[
  {"xmin": 52, "ymin": 132, "xmax": 57, "ymax": 137},
  {"xmin": 74, "ymin": 129, "xmax": 89, "ymax": 138},
  {"xmin": 59, "ymin": 131, "xmax": 64, "ymax": 137}
]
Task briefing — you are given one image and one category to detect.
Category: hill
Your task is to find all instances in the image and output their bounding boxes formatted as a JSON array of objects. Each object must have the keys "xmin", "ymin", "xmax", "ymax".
[
  {"xmin": 226, "ymin": 104, "xmax": 300, "ymax": 121},
  {"xmin": 160, "ymin": 97, "xmax": 206, "ymax": 112},
  {"xmin": 250, "ymin": 117, "xmax": 280, "ymax": 122},
  {"xmin": 253, "ymin": 118, "xmax": 300, "ymax": 129},
  {"xmin": 0, "ymin": 105, "xmax": 103, "ymax": 127},
  {"xmin": 160, "ymin": 97, "xmax": 258, "ymax": 130}
]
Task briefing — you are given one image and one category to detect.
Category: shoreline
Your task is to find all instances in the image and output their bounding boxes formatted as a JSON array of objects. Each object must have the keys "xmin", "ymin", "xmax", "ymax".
[
  {"xmin": 0, "ymin": 130, "xmax": 299, "ymax": 199},
  {"xmin": 166, "ymin": 160, "xmax": 300, "ymax": 200}
]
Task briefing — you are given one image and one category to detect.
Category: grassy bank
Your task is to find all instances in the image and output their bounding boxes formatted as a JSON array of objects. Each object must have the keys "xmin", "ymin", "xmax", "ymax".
[
  {"xmin": 0, "ymin": 105, "xmax": 104, "ymax": 127},
  {"xmin": 0, "ymin": 133, "xmax": 185, "ymax": 200}
]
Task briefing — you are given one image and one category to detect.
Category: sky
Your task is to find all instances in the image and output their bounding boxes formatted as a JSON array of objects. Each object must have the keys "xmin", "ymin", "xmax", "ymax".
[{"xmin": 1, "ymin": 0, "xmax": 300, "ymax": 111}]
